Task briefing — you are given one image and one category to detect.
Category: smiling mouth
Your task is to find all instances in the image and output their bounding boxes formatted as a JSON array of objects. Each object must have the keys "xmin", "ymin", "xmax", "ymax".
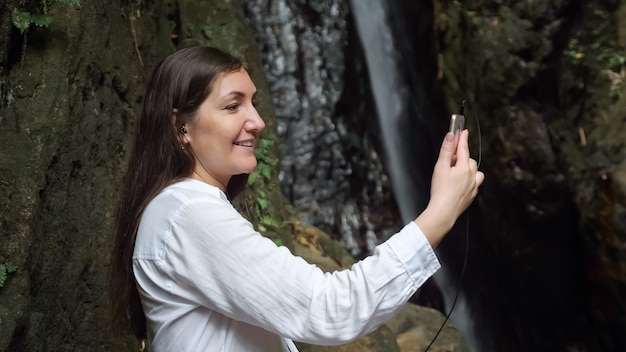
[{"xmin": 234, "ymin": 141, "xmax": 254, "ymax": 147}]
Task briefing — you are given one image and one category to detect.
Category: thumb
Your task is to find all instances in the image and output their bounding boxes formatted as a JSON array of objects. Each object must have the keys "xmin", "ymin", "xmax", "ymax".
[{"xmin": 436, "ymin": 132, "xmax": 456, "ymax": 167}]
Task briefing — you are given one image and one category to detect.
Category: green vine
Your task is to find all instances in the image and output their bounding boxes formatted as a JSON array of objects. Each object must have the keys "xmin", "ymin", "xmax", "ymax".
[
  {"xmin": 248, "ymin": 137, "xmax": 279, "ymax": 185},
  {"xmin": 564, "ymin": 5, "xmax": 625, "ymax": 98},
  {"xmin": 246, "ymin": 137, "xmax": 290, "ymax": 246}
]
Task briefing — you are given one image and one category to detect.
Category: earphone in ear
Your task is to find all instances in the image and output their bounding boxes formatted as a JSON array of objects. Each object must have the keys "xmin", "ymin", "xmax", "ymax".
[{"xmin": 180, "ymin": 125, "xmax": 187, "ymax": 134}]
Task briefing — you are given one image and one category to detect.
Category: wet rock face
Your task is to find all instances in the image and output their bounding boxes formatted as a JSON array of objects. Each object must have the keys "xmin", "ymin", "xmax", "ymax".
[
  {"xmin": 246, "ymin": 0, "xmax": 626, "ymax": 351},
  {"xmin": 0, "ymin": 0, "xmax": 294, "ymax": 350},
  {"xmin": 242, "ymin": 0, "xmax": 401, "ymax": 257},
  {"xmin": 432, "ymin": 1, "xmax": 626, "ymax": 351}
]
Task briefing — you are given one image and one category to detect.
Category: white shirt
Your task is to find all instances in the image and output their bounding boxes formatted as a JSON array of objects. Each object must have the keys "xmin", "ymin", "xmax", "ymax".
[{"xmin": 133, "ymin": 178, "xmax": 440, "ymax": 351}]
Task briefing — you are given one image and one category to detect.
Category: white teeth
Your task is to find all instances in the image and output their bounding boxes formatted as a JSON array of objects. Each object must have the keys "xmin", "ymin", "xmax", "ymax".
[{"xmin": 235, "ymin": 141, "xmax": 253, "ymax": 147}]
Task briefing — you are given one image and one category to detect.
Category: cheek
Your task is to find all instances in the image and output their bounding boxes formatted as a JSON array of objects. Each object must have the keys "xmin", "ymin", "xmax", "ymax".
[
  {"xmin": 191, "ymin": 117, "xmax": 240, "ymax": 149},
  {"xmin": 192, "ymin": 122, "xmax": 218, "ymax": 143}
]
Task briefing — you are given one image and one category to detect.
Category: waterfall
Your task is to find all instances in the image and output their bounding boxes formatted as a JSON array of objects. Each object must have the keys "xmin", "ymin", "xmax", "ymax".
[
  {"xmin": 348, "ymin": 0, "xmax": 478, "ymax": 350},
  {"xmin": 348, "ymin": 0, "xmax": 423, "ymax": 222}
]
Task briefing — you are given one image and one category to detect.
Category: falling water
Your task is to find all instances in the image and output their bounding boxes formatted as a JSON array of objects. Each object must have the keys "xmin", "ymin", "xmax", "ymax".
[
  {"xmin": 348, "ymin": 0, "xmax": 423, "ymax": 222},
  {"xmin": 348, "ymin": 0, "xmax": 479, "ymax": 350}
]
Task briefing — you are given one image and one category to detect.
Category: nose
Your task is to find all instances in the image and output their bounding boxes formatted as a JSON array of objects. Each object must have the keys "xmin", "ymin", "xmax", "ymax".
[{"xmin": 246, "ymin": 107, "xmax": 265, "ymax": 133}]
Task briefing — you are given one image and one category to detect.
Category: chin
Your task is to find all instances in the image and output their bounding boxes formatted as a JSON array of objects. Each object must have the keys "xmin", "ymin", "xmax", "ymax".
[{"xmin": 240, "ymin": 161, "xmax": 258, "ymax": 174}]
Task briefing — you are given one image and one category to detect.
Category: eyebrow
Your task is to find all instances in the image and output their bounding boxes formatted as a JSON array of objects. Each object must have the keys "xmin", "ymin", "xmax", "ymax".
[{"xmin": 220, "ymin": 90, "xmax": 257, "ymax": 100}]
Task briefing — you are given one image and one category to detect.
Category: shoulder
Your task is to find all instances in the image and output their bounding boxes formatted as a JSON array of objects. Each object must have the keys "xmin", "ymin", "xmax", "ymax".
[
  {"xmin": 147, "ymin": 178, "xmax": 232, "ymax": 219},
  {"xmin": 134, "ymin": 179, "xmax": 237, "ymax": 259}
]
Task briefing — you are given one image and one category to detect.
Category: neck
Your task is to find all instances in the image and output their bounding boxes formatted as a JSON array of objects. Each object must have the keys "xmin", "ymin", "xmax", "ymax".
[
  {"xmin": 186, "ymin": 145, "xmax": 229, "ymax": 193},
  {"xmin": 192, "ymin": 170, "xmax": 228, "ymax": 193}
]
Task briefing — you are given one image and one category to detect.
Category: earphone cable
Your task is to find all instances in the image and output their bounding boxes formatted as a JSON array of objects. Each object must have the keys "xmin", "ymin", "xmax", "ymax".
[
  {"xmin": 423, "ymin": 102, "xmax": 481, "ymax": 351},
  {"xmin": 423, "ymin": 211, "xmax": 470, "ymax": 351}
]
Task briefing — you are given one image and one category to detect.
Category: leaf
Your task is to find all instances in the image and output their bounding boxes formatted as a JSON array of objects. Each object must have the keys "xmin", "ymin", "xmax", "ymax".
[
  {"xmin": 258, "ymin": 163, "xmax": 272, "ymax": 179},
  {"xmin": 12, "ymin": 10, "xmax": 32, "ymax": 34},
  {"xmin": 259, "ymin": 138, "xmax": 274, "ymax": 149},
  {"xmin": 11, "ymin": 10, "xmax": 52, "ymax": 33},
  {"xmin": 201, "ymin": 25, "xmax": 212, "ymax": 40},
  {"xmin": 0, "ymin": 263, "xmax": 17, "ymax": 287},
  {"xmin": 0, "ymin": 266, "xmax": 7, "ymax": 288},
  {"xmin": 31, "ymin": 14, "xmax": 53, "ymax": 28},
  {"xmin": 5, "ymin": 263, "xmax": 17, "ymax": 273},
  {"xmin": 248, "ymin": 170, "xmax": 259, "ymax": 184},
  {"xmin": 260, "ymin": 216, "xmax": 278, "ymax": 228},
  {"xmin": 254, "ymin": 138, "xmax": 275, "ymax": 159}
]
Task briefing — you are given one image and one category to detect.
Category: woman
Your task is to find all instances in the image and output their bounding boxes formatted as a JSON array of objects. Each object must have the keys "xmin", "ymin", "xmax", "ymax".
[{"xmin": 110, "ymin": 45, "xmax": 484, "ymax": 351}]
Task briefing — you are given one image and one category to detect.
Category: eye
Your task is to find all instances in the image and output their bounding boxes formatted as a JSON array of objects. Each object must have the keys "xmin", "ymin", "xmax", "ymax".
[
  {"xmin": 224, "ymin": 103, "xmax": 239, "ymax": 111},
  {"xmin": 252, "ymin": 97, "xmax": 261, "ymax": 108}
]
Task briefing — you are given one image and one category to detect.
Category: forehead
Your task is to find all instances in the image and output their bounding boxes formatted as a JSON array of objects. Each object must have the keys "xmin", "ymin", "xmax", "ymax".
[{"xmin": 211, "ymin": 69, "xmax": 256, "ymax": 97}]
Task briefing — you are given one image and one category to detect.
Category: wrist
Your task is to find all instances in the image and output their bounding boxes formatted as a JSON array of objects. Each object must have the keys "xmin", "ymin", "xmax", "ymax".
[{"xmin": 413, "ymin": 204, "xmax": 456, "ymax": 248}]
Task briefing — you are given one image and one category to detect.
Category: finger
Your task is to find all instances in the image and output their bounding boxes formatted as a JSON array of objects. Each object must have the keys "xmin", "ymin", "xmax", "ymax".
[
  {"xmin": 469, "ymin": 158, "xmax": 478, "ymax": 173},
  {"xmin": 437, "ymin": 132, "xmax": 456, "ymax": 168},
  {"xmin": 476, "ymin": 170, "xmax": 485, "ymax": 187},
  {"xmin": 454, "ymin": 130, "xmax": 470, "ymax": 166}
]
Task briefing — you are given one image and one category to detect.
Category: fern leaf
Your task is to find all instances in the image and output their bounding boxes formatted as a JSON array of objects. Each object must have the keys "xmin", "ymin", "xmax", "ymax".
[
  {"xmin": 0, "ymin": 267, "xmax": 7, "ymax": 288},
  {"xmin": 31, "ymin": 14, "xmax": 52, "ymax": 28}
]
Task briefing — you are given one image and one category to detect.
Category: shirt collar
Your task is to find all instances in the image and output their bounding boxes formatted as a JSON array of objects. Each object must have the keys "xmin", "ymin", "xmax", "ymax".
[{"xmin": 173, "ymin": 177, "xmax": 230, "ymax": 202}]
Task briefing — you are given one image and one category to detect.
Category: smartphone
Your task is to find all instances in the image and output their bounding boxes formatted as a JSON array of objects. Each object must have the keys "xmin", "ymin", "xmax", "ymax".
[
  {"xmin": 449, "ymin": 113, "xmax": 465, "ymax": 135},
  {"xmin": 450, "ymin": 113, "xmax": 465, "ymax": 150}
]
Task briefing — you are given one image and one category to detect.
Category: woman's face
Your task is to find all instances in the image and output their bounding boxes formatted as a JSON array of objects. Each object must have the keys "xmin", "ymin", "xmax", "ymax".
[{"xmin": 183, "ymin": 68, "xmax": 265, "ymax": 190}]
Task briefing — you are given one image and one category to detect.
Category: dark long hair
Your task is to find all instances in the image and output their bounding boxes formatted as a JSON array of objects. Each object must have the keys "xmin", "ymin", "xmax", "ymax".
[{"xmin": 109, "ymin": 46, "xmax": 247, "ymax": 339}]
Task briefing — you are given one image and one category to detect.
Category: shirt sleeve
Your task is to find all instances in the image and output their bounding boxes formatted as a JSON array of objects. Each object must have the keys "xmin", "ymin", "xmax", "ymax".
[{"xmin": 162, "ymin": 197, "xmax": 440, "ymax": 345}]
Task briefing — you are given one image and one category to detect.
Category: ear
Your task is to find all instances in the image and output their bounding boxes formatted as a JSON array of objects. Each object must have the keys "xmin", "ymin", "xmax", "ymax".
[
  {"xmin": 171, "ymin": 108, "xmax": 179, "ymax": 129},
  {"xmin": 171, "ymin": 109, "xmax": 188, "ymax": 145}
]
